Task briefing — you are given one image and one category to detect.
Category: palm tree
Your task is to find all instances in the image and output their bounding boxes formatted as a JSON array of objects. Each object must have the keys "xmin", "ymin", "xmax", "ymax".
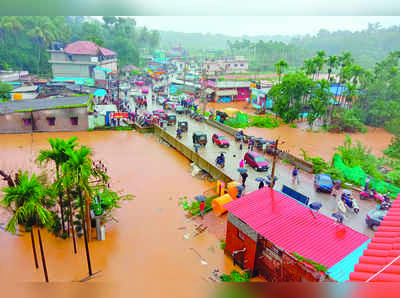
[
  {"xmin": 63, "ymin": 146, "xmax": 95, "ymax": 276},
  {"xmin": 343, "ymin": 82, "xmax": 358, "ymax": 109},
  {"xmin": 303, "ymin": 59, "xmax": 317, "ymax": 79},
  {"xmin": 0, "ymin": 17, "xmax": 23, "ymax": 62},
  {"xmin": 37, "ymin": 137, "xmax": 78, "ymax": 236},
  {"xmin": 327, "ymin": 56, "xmax": 339, "ymax": 81},
  {"xmin": 1, "ymin": 171, "xmax": 53, "ymax": 282},
  {"xmin": 274, "ymin": 60, "xmax": 289, "ymax": 83}
]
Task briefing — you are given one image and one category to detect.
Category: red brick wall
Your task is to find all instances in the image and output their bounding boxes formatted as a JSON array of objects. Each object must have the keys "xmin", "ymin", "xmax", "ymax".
[{"xmin": 225, "ymin": 221, "xmax": 258, "ymax": 271}]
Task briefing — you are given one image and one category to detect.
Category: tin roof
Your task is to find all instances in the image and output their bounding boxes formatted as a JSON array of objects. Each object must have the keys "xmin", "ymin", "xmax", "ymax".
[
  {"xmin": 64, "ymin": 41, "xmax": 116, "ymax": 56},
  {"xmin": 224, "ymin": 187, "xmax": 369, "ymax": 270},
  {"xmin": 348, "ymin": 195, "xmax": 400, "ymax": 282},
  {"xmin": 216, "ymin": 81, "xmax": 250, "ymax": 88},
  {"xmin": 0, "ymin": 96, "xmax": 90, "ymax": 114}
]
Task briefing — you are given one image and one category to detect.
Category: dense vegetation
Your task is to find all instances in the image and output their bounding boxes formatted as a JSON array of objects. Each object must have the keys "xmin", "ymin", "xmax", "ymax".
[{"xmin": 0, "ymin": 16, "xmax": 159, "ymax": 76}]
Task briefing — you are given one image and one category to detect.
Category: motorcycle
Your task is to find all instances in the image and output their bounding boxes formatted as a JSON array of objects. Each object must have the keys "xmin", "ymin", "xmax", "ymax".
[
  {"xmin": 379, "ymin": 193, "xmax": 392, "ymax": 210},
  {"xmin": 216, "ymin": 156, "xmax": 225, "ymax": 169},
  {"xmin": 176, "ymin": 131, "xmax": 182, "ymax": 139},
  {"xmin": 360, "ymin": 189, "xmax": 384, "ymax": 203},
  {"xmin": 341, "ymin": 190, "xmax": 359, "ymax": 214}
]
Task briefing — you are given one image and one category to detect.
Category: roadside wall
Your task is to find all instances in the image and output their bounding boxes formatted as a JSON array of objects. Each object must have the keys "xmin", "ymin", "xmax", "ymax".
[{"xmin": 154, "ymin": 124, "xmax": 234, "ymax": 184}]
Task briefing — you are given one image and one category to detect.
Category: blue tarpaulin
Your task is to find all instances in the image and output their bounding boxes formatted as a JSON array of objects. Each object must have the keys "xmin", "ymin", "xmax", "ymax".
[{"xmin": 93, "ymin": 89, "xmax": 107, "ymax": 97}]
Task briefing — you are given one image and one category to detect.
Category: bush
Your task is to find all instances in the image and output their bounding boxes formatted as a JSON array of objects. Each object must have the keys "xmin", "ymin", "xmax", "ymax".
[
  {"xmin": 291, "ymin": 252, "xmax": 327, "ymax": 272},
  {"xmin": 323, "ymin": 167, "xmax": 344, "ymax": 181},
  {"xmin": 384, "ymin": 117, "xmax": 400, "ymax": 135},
  {"xmin": 289, "ymin": 123, "xmax": 298, "ymax": 128},
  {"xmin": 220, "ymin": 270, "xmax": 249, "ymax": 282},
  {"xmin": 384, "ymin": 135, "xmax": 400, "ymax": 160},
  {"xmin": 249, "ymin": 116, "xmax": 280, "ymax": 128},
  {"xmin": 329, "ymin": 109, "xmax": 367, "ymax": 133},
  {"xmin": 300, "ymin": 149, "xmax": 329, "ymax": 174}
]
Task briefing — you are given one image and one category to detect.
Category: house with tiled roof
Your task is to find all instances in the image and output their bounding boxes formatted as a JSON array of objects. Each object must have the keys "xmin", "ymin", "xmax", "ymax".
[
  {"xmin": 224, "ymin": 187, "xmax": 370, "ymax": 282},
  {"xmin": 48, "ymin": 41, "xmax": 118, "ymax": 87},
  {"xmin": 348, "ymin": 195, "xmax": 400, "ymax": 282}
]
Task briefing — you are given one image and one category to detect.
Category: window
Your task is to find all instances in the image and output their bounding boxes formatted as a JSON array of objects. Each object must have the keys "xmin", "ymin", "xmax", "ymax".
[
  {"xmin": 234, "ymin": 64, "xmax": 238, "ymax": 67},
  {"xmin": 240, "ymin": 64, "xmax": 244, "ymax": 67},
  {"xmin": 237, "ymin": 231, "xmax": 245, "ymax": 241},
  {"xmin": 227, "ymin": 64, "xmax": 230, "ymax": 67},
  {"xmin": 47, "ymin": 117, "xmax": 56, "ymax": 126},
  {"xmin": 70, "ymin": 117, "xmax": 79, "ymax": 125},
  {"xmin": 23, "ymin": 118, "xmax": 32, "ymax": 126}
]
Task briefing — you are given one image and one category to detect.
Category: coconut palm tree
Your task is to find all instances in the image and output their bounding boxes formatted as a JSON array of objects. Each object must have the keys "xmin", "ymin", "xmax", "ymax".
[
  {"xmin": 274, "ymin": 60, "xmax": 289, "ymax": 83},
  {"xmin": 1, "ymin": 171, "xmax": 53, "ymax": 282},
  {"xmin": 63, "ymin": 145, "xmax": 95, "ymax": 276}
]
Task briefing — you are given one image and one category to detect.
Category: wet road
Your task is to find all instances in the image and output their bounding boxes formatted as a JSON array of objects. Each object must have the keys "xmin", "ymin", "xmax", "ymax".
[{"xmin": 135, "ymin": 84, "xmax": 375, "ymax": 238}]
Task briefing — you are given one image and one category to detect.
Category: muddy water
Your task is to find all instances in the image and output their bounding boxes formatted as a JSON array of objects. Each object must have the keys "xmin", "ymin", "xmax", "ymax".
[
  {"xmin": 204, "ymin": 101, "xmax": 393, "ymax": 160},
  {"xmin": 0, "ymin": 131, "xmax": 234, "ymax": 296},
  {"xmin": 246, "ymin": 124, "xmax": 393, "ymax": 161}
]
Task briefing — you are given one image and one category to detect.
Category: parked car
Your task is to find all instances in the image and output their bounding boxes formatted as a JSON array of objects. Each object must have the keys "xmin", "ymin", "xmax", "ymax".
[
  {"xmin": 314, "ymin": 174, "xmax": 333, "ymax": 193},
  {"xmin": 192, "ymin": 132, "xmax": 207, "ymax": 146},
  {"xmin": 212, "ymin": 133, "xmax": 230, "ymax": 148},
  {"xmin": 157, "ymin": 97, "xmax": 168, "ymax": 105},
  {"xmin": 175, "ymin": 105, "xmax": 185, "ymax": 114},
  {"xmin": 366, "ymin": 209, "xmax": 387, "ymax": 231},
  {"xmin": 141, "ymin": 87, "xmax": 149, "ymax": 94},
  {"xmin": 178, "ymin": 121, "xmax": 188, "ymax": 132},
  {"xmin": 244, "ymin": 151, "xmax": 269, "ymax": 171}
]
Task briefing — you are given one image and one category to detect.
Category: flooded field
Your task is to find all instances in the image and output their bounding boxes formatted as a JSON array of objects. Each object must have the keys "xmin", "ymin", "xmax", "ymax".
[{"xmin": 0, "ymin": 131, "xmax": 234, "ymax": 296}]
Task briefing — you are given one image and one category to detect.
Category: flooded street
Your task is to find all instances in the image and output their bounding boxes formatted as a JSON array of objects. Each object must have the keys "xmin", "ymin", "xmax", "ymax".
[{"xmin": 0, "ymin": 131, "xmax": 235, "ymax": 296}]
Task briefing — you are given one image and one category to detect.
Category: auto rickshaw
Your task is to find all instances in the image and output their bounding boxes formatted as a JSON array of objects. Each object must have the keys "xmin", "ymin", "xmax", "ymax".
[
  {"xmin": 175, "ymin": 105, "xmax": 185, "ymax": 114},
  {"xmin": 192, "ymin": 132, "xmax": 207, "ymax": 146},
  {"xmin": 178, "ymin": 121, "xmax": 188, "ymax": 132},
  {"xmin": 215, "ymin": 111, "xmax": 228, "ymax": 123},
  {"xmin": 166, "ymin": 114, "xmax": 177, "ymax": 126}
]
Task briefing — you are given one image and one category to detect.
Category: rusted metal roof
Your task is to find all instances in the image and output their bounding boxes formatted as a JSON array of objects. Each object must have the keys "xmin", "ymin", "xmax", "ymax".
[
  {"xmin": 224, "ymin": 187, "xmax": 369, "ymax": 269},
  {"xmin": 348, "ymin": 195, "xmax": 400, "ymax": 282}
]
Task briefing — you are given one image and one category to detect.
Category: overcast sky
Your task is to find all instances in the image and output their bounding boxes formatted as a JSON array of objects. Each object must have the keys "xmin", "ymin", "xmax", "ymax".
[{"xmin": 133, "ymin": 16, "xmax": 400, "ymax": 36}]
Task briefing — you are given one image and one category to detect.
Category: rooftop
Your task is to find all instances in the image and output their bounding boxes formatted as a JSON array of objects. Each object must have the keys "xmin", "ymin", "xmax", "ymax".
[
  {"xmin": 0, "ymin": 96, "xmax": 90, "ymax": 114},
  {"xmin": 216, "ymin": 81, "xmax": 250, "ymax": 88},
  {"xmin": 348, "ymin": 195, "xmax": 400, "ymax": 282},
  {"xmin": 64, "ymin": 41, "xmax": 116, "ymax": 56},
  {"xmin": 224, "ymin": 187, "xmax": 369, "ymax": 270}
]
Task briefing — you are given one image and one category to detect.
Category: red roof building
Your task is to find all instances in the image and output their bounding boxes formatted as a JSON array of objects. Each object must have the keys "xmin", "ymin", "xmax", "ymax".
[
  {"xmin": 224, "ymin": 187, "xmax": 369, "ymax": 281},
  {"xmin": 64, "ymin": 41, "xmax": 116, "ymax": 56},
  {"xmin": 348, "ymin": 195, "xmax": 400, "ymax": 282}
]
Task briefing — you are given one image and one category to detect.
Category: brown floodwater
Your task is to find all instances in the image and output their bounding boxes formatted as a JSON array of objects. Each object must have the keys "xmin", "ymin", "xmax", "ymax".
[
  {"xmin": 246, "ymin": 123, "xmax": 393, "ymax": 161},
  {"xmin": 203, "ymin": 101, "xmax": 393, "ymax": 161},
  {"xmin": 0, "ymin": 131, "xmax": 235, "ymax": 297}
]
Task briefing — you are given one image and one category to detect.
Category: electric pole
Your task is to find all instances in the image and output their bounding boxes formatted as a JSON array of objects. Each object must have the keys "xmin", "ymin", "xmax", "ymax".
[{"xmin": 270, "ymin": 138, "xmax": 284, "ymax": 189}]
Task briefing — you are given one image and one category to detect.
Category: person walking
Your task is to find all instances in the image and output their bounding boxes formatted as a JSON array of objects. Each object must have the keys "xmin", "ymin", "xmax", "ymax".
[
  {"xmin": 258, "ymin": 180, "xmax": 265, "ymax": 189},
  {"xmin": 239, "ymin": 139, "xmax": 243, "ymax": 151},
  {"xmin": 251, "ymin": 138, "xmax": 255, "ymax": 151},
  {"xmin": 239, "ymin": 159, "xmax": 244, "ymax": 168},
  {"xmin": 262, "ymin": 142, "xmax": 267, "ymax": 154},
  {"xmin": 248, "ymin": 138, "xmax": 251, "ymax": 150},
  {"xmin": 364, "ymin": 176, "xmax": 370, "ymax": 192},
  {"xmin": 199, "ymin": 201, "xmax": 205, "ymax": 219},
  {"xmin": 240, "ymin": 172, "xmax": 248, "ymax": 188},
  {"xmin": 292, "ymin": 166, "xmax": 300, "ymax": 184}
]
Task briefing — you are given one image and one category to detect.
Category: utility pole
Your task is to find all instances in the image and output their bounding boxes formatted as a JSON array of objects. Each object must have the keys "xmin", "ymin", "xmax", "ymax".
[
  {"xmin": 202, "ymin": 59, "xmax": 209, "ymax": 114},
  {"xmin": 270, "ymin": 138, "xmax": 282, "ymax": 189}
]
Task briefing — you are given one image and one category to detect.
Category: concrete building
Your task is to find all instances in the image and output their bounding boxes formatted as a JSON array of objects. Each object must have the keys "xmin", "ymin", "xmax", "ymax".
[
  {"xmin": 48, "ymin": 41, "xmax": 118, "ymax": 86},
  {"xmin": 203, "ymin": 57, "xmax": 248, "ymax": 75},
  {"xmin": 0, "ymin": 96, "xmax": 91, "ymax": 134},
  {"xmin": 0, "ymin": 70, "xmax": 29, "ymax": 82}
]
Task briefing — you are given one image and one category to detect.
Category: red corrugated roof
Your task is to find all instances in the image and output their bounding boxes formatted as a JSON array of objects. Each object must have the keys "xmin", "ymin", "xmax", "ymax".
[
  {"xmin": 348, "ymin": 195, "xmax": 400, "ymax": 282},
  {"xmin": 64, "ymin": 41, "xmax": 116, "ymax": 56},
  {"xmin": 224, "ymin": 187, "xmax": 369, "ymax": 268}
]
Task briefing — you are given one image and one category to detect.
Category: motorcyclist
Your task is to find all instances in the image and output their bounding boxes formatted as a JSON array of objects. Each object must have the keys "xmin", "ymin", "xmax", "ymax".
[
  {"xmin": 176, "ymin": 128, "xmax": 182, "ymax": 138},
  {"xmin": 216, "ymin": 153, "xmax": 225, "ymax": 168}
]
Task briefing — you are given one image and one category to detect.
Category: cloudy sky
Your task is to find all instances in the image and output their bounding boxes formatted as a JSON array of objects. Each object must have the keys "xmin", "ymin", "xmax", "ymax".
[{"xmin": 133, "ymin": 16, "xmax": 400, "ymax": 36}]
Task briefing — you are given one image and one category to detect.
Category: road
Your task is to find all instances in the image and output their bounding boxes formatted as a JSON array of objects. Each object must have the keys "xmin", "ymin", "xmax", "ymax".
[{"xmin": 130, "ymin": 79, "xmax": 375, "ymax": 238}]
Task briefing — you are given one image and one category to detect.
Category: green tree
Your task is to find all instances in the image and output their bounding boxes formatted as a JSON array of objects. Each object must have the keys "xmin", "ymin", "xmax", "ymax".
[
  {"xmin": 384, "ymin": 135, "xmax": 400, "ymax": 160},
  {"xmin": 63, "ymin": 145, "xmax": 95, "ymax": 276},
  {"xmin": 36, "ymin": 137, "xmax": 78, "ymax": 236},
  {"xmin": 274, "ymin": 59, "xmax": 289, "ymax": 83},
  {"xmin": 307, "ymin": 79, "xmax": 331, "ymax": 128},
  {"xmin": 1, "ymin": 171, "xmax": 53, "ymax": 282},
  {"xmin": 0, "ymin": 81, "xmax": 12, "ymax": 101}
]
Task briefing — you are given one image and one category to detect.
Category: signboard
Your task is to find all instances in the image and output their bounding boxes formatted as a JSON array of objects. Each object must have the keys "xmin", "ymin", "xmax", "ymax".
[
  {"xmin": 91, "ymin": 57, "xmax": 98, "ymax": 63},
  {"xmin": 111, "ymin": 112, "xmax": 129, "ymax": 119}
]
